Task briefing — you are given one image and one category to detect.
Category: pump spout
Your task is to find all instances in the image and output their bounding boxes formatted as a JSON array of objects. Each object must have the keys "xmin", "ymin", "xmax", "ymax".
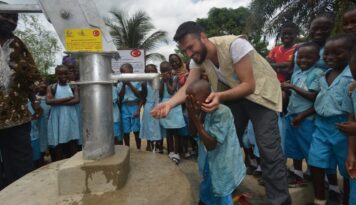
[{"xmin": 110, "ymin": 73, "xmax": 160, "ymax": 90}]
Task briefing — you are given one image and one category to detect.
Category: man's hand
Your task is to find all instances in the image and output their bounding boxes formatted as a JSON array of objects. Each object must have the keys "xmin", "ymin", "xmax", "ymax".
[
  {"xmin": 336, "ymin": 122, "xmax": 356, "ymax": 136},
  {"xmin": 202, "ymin": 92, "xmax": 220, "ymax": 112},
  {"xmin": 151, "ymin": 102, "xmax": 172, "ymax": 118}
]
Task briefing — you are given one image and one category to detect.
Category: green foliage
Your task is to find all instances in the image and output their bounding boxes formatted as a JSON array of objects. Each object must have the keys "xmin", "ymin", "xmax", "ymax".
[
  {"xmin": 249, "ymin": 0, "xmax": 356, "ymax": 36},
  {"xmin": 14, "ymin": 14, "xmax": 61, "ymax": 75},
  {"xmin": 105, "ymin": 10, "xmax": 169, "ymax": 62},
  {"xmin": 192, "ymin": 7, "xmax": 269, "ymax": 56}
]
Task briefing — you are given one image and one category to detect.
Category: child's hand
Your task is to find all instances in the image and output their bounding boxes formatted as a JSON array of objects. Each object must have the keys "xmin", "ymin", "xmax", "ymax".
[
  {"xmin": 347, "ymin": 154, "xmax": 356, "ymax": 179},
  {"xmin": 281, "ymin": 81, "xmax": 293, "ymax": 90},
  {"xmin": 291, "ymin": 115, "xmax": 303, "ymax": 127},
  {"xmin": 186, "ymin": 95, "xmax": 203, "ymax": 130},
  {"xmin": 133, "ymin": 110, "xmax": 140, "ymax": 118},
  {"xmin": 336, "ymin": 122, "xmax": 356, "ymax": 136}
]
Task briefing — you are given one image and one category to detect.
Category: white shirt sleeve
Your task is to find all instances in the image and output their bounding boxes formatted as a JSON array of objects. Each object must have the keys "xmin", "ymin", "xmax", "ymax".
[
  {"xmin": 230, "ymin": 38, "xmax": 254, "ymax": 64},
  {"xmin": 189, "ymin": 37, "xmax": 254, "ymax": 68}
]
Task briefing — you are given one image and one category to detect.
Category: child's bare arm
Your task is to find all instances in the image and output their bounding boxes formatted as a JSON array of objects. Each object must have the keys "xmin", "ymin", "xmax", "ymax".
[
  {"xmin": 292, "ymin": 107, "xmax": 315, "ymax": 127},
  {"xmin": 61, "ymin": 85, "xmax": 80, "ymax": 105},
  {"xmin": 167, "ymin": 78, "xmax": 177, "ymax": 95},
  {"xmin": 186, "ymin": 95, "xmax": 217, "ymax": 150},
  {"xmin": 46, "ymin": 85, "xmax": 74, "ymax": 105},
  {"xmin": 281, "ymin": 82, "xmax": 317, "ymax": 101}
]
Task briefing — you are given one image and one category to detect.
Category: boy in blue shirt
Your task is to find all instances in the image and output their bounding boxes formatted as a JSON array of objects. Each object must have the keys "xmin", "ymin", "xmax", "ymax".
[
  {"xmin": 281, "ymin": 42, "xmax": 324, "ymax": 187},
  {"xmin": 119, "ymin": 63, "xmax": 143, "ymax": 149},
  {"xmin": 185, "ymin": 79, "xmax": 245, "ymax": 205},
  {"xmin": 308, "ymin": 34, "xmax": 356, "ymax": 205},
  {"xmin": 337, "ymin": 45, "xmax": 356, "ymax": 205}
]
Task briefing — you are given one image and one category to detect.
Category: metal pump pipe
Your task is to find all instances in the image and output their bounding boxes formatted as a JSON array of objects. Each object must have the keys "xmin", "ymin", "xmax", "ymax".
[{"xmin": 110, "ymin": 73, "xmax": 160, "ymax": 90}]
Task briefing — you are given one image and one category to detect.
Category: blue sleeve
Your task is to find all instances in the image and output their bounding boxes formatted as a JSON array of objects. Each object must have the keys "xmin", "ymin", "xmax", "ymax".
[
  {"xmin": 309, "ymin": 69, "xmax": 324, "ymax": 92},
  {"xmin": 206, "ymin": 107, "xmax": 233, "ymax": 144},
  {"xmin": 342, "ymin": 87, "xmax": 354, "ymax": 114}
]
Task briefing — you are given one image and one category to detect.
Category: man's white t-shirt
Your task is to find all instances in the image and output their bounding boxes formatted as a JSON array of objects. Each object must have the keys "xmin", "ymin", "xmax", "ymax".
[{"xmin": 189, "ymin": 38, "xmax": 254, "ymax": 84}]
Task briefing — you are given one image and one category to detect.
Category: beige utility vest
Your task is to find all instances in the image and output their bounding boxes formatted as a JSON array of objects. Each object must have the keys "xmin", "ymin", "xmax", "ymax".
[{"xmin": 200, "ymin": 35, "xmax": 282, "ymax": 112}]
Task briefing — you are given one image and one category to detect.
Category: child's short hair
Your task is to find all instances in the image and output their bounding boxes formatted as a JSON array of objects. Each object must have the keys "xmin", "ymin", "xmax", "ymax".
[
  {"xmin": 145, "ymin": 64, "xmax": 157, "ymax": 72},
  {"xmin": 159, "ymin": 61, "xmax": 172, "ymax": 72},
  {"xmin": 281, "ymin": 22, "xmax": 299, "ymax": 34},
  {"xmin": 174, "ymin": 21, "xmax": 205, "ymax": 42},
  {"xmin": 298, "ymin": 42, "xmax": 320, "ymax": 52},
  {"xmin": 120, "ymin": 63, "xmax": 133, "ymax": 72},
  {"xmin": 186, "ymin": 79, "xmax": 211, "ymax": 100},
  {"xmin": 55, "ymin": 64, "xmax": 68, "ymax": 73},
  {"xmin": 326, "ymin": 33, "xmax": 356, "ymax": 51},
  {"xmin": 312, "ymin": 13, "xmax": 335, "ymax": 24}
]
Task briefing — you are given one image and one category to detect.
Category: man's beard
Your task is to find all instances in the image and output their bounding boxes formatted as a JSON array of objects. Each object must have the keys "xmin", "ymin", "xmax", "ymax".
[{"xmin": 195, "ymin": 44, "xmax": 208, "ymax": 64}]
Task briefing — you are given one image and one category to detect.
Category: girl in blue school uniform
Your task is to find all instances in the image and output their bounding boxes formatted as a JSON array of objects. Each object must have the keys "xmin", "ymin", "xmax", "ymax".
[
  {"xmin": 307, "ymin": 34, "xmax": 356, "ymax": 205},
  {"xmin": 46, "ymin": 65, "xmax": 80, "ymax": 162},
  {"xmin": 281, "ymin": 42, "xmax": 324, "ymax": 188},
  {"xmin": 159, "ymin": 61, "xmax": 185, "ymax": 164},
  {"xmin": 337, "ymin": 45, "xmax": 356, "ymax": 205},
  {"xmin": 36, "ymin": 82, "xmax": 51, "ymax": 165},
  {"xmin": 186, "ymin": 79, "xmax": 246, "ymax": 205},
  {"xmin": 113, "ymin": 83, "xmax": 123, "ymax": 145},
  {"xmin": 118, "ymin": 63, "xmax": 143, "ymax": 149},
  {"xmin": 140, "ymin": 64, "xmax": 163, "ymax": 152}
]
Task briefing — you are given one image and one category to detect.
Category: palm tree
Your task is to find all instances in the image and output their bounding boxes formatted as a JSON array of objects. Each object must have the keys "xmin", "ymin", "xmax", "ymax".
[
  {"xmin": 105, "ymin": 10, "xmax": 169, "ymax": 61},
  {"xmin": 249, "ymin": 0, "xmax": 356, "ymax": 35}
]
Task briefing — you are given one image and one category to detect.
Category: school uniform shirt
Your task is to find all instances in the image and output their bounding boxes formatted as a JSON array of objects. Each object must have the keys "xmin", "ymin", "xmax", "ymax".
[
  {"xmin": 314, "ymin": 66, "xmax": 353, "ymax": 117},
  {"xmin": 120, "ymin": 82, "xmax": 142, "ymax": 102},
  {"xmin": 197, "ymin": 104, "xmax": 246, "ymax": 197},
  {"xmin": 287, "ymin": 66, "xmax": 324, "ymax": 115},
  {"xmin": 342, "ymin": 81, "xmax": 356, "ymax": 117}
]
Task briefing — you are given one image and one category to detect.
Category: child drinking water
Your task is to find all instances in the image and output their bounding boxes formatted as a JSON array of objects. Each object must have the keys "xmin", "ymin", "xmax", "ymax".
[
  {"xmin": 185, "ymin": 79, "xmax": 245, "ymax": 205},
  {"xmin": 159, "ymin": 61, "xmax": 185, "ymax": 164},
  {"xmin": 281, "ymin": 42, "xmax": 324, "ymax": 187},
  {"xmin": 140, "ymin": 64, "xmax": 163, "ymax": 152},
  {"xmin": 118, "ymin": 63, "xmax": 143, "ymax": 149},
  {"xmin": 46, "ymin": 65, "xmax": 80, "ymax": 161}
]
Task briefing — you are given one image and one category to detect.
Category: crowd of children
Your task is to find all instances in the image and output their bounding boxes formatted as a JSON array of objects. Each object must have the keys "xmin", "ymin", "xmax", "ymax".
[{"xmin": 22, "ymin": 7, "xmax": 356, "ymax": 205}]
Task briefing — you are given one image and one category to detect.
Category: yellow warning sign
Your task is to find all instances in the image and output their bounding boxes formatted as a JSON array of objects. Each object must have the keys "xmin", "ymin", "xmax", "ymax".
[{"xmin": 64, "ymin": 28, "xmax": 103, "ymax": 52}]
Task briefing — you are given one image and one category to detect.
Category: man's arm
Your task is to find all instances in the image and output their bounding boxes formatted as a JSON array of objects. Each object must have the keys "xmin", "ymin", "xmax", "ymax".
[
  {"xmin": 203, "ymin": 54, "xmax": 255, "ymax": 112},
  {"xmin": 151, "ymin": 68, "xmax": 201, "ymax": 118}
]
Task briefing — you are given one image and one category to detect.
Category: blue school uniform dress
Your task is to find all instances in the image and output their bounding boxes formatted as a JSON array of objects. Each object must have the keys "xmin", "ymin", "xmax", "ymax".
[
  {"xmin": 340, "ymin": 81, "xmax": 356, "ymax": 205},
  {"xmin": 120, "ymin": 82, "xmax": 141, "ymax": 134},
  {"xmin": 27, "ymin": 102, "xmax": 41, "ymax": 161},
  {"xmin": 198, "ymin": 105, "xmax": 246, "ymax": 205},
  {"xmin": 284, "ymin": 66, "xmax": 323, "ymax": 160},
  {"xmin": 159, "ymin": 81, "xmax": 185, "ymax": 129},
  {"xmin": 47, "ymin": 84, "xmax": 80, "ymax": 146},
  {"xmin": 112, "ymin": 84, "xmax": 123, "ymax": 140},
  {"xmin": 139, "ymin": 83, "xmax": 162, "ymax": 141},
  {"xmin": 37, "ymin": 96, "xmax": 50, "ymax": 153},
  {"xmin": 308, "ymin": 67, "xmax": 352, "ymax": 177}
]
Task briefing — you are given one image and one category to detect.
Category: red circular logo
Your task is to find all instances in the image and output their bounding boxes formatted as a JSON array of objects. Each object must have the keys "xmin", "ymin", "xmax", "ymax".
[
  {"xmin": 92, "ymin": 30, "xmax": 100, "ymax": 37},
  {"xmin": 131, "ymin": 49, "xmax": 141, "ymax": 57}
]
